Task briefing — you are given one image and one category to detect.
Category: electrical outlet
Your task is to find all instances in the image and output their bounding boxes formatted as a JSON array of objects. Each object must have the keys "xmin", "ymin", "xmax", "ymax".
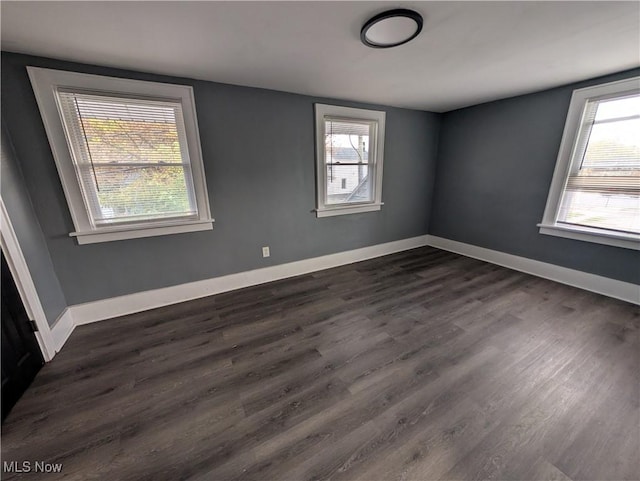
[{"xmin": 262, "ymin": 246, "xmax": 270, "ymax": 258}]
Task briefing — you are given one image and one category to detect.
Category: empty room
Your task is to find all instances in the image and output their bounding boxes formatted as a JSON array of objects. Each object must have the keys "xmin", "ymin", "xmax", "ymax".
[{"xmin": 1, "ymin": 1, "xmax": 638, "ymax": 480}]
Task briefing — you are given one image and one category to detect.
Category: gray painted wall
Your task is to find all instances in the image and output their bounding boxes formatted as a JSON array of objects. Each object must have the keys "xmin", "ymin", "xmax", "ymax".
[
  {"xmin": 1, "ymin": 52, "xmax": 441, "ymax": 305},
  {"xmin": 1, "ymin": 123, "xmax": 68, "ymax": 325},
  {"xmin": 430, "ymin": 68, "xmax": 640, "ymax": 285}
]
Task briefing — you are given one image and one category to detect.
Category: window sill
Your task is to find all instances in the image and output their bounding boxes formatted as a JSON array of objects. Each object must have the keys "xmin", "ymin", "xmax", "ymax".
[
  {"xmin": 316, "ymin": 203, "xmax": 383, "ymax": 218},
  {"xmin": 538, "ymin": 223, "xmax": 640, "ymax": 250},
  {"xmin": 70, "ymin": 219, "xmax": 214, "ymax": 244}
]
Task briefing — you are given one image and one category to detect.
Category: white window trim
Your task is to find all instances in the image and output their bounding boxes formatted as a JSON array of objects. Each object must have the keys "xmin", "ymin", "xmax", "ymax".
[
  {"xmin": 27, "ymin": 67, "xmax": 213, "ymax": 244},
  {"xmin": 314, "ymin": 104, "xmax": 385, "ymax": 218},
  {"xmin": 538, "ymin": 76, "xmax": 640, "ymax": 251}
]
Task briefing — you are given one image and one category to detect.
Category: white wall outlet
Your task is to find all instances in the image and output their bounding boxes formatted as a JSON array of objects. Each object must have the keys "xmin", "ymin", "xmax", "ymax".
[{"xmin": 262, "ymin": 246, "xmax": 270, "ymax": 258}]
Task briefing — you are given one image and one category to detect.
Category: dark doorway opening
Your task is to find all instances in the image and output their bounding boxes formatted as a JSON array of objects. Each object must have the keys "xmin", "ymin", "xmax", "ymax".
[{"xmin": 1, "ymin": 250, "xmax": 44, "ymax": 422}]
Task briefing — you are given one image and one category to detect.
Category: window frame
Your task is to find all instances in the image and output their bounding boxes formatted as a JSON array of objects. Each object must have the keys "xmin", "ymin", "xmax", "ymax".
[
  {"xmin": 538, "ymin": 76, "xmax": 640, "ymax": 251},
  {"xmin": 27, "ymin": 66, "xmax": 213, "ymax": 244},
  {"xmin": 314, "ymin": 104, "xmax": 385, "ymax": 217}
]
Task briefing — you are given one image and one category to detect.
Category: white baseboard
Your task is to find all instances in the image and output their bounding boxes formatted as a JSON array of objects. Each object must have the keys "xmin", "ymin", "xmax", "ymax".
[
  {"xmin": 57, "ymin": 233, "xmax": 638, "ymax": 355},
  {"xmin": 70, "ymin": 235, "xmax": 431, "ymax": 326},
  {"xmin": 50, "ymin": 308, "xmax": 74, "ymax": 352},
  {"xmin": 426, "ymin": 235, "xmax": 640, "ymax": 305}
]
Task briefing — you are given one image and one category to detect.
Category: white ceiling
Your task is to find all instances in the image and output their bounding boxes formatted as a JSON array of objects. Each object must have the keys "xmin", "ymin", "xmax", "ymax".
[{"xmin": 2, "ymin": 1, "xmax": 639, "ymax": 112}]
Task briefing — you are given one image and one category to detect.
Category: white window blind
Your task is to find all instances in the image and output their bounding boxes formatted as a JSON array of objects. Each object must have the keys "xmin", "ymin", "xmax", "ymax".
[
  {"xmin": 56, "ymin": 90, "xmax": 198, "ymax": 226},
  {"xmin": 557, "ymin": 94, "xmax": 640, "ymax": 234}
]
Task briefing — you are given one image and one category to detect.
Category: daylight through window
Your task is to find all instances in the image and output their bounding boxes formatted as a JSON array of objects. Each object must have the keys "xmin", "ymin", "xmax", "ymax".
[
  {"xmin": 324, "ymin": 119, "xmax": 374, "ymax": 205},
  {"xmin": 28, "ymin": 67, "xmax": 212, "ymax": 244},
  {"xmin": 557, "ymin": 94, "xmax": 640, "ymax": 234},
  {"xmin": 539, "ymin": 76, "xmax": 639, "ymax": 250},
  {"xmin": 58, "ymin": 92, "xmax": 198, "ymax": 226},
  {"xmin": 314, "ymin": 104, "xmax": 385, "ymax": 217}
]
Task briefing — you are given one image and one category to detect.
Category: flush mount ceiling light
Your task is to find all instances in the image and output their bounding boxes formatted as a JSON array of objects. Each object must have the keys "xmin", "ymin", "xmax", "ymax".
[{"xmin": 360, "ymin": 9, "xmax": 423, "ymax": 48}]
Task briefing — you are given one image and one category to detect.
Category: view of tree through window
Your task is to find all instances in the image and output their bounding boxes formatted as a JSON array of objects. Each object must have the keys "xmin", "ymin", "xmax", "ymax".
[
  {"xmin": 57, "ymin": 92, "xmax": 197, "ymax": 225},
  {"xmin": 324, "ymin": 119, "xmax": 373, "ymax": 204}
]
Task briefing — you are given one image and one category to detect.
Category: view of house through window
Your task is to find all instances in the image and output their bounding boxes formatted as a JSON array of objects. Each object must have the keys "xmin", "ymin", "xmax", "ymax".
[
  {"xmin": 314, "ymin": 104, "xmax": 385, "ymax": 217},
  {"xmin": 324, "ymin": 119, "xmax": 374, "ymax": 205},
  {"xmin": 557, "ymin": 94, "xmax": 640, "ymax": 234},
  {"xmin": 57, "ymin": 91, "xmax": 198, "ymax": 226}
]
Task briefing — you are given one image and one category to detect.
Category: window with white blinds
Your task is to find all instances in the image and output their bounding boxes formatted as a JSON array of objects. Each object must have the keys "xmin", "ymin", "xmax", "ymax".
[
  {"xmin": 57, "ymin": 91, "xmax": 198, "ymax": 226},
  {"xmin": 324, "ymin": 118, "xmax": 375, "ymax": 205},
  {"xmin": 27, "ymin": 67, "xmax": 212, "ymax": 244},
  {"xmin": 315, "ymin": 104, "xmax": 385, "ymax": 217},
  {"xmin": 540, "ymin": 76, "xmax": 640, "ymax": 250}
]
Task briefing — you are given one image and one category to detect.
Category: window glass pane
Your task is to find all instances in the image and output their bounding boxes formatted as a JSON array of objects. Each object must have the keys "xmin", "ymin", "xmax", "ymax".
[
  {"xmin": 324, "ymin": 119, "xmax": 371, "ymax": 165},
  {"xmin": 57, "ymin": 91, "xmax": 198, "ymax": 225},
  {"xmin": 75, "ymin": 97, "xmax": 183, "ymax": 164},
  {"xmin": 326, "ymin": 165, "xmax": 372, "ymax": 204},
  {"xmin": 558, "ymin": 94, "xmax": 640, "ymax": 234},
  {"xmin": 582, "ymin": 117, "xmax": 640, "ymax": 169},
  {"xmin": 594, "ymin": 95, "xmax": 640, "ymax": 121},
  {"xmin": 79, "ymin": 165, "xmax": 196, "ymax": 225},
  {"xmin": 558, "ymin": 191, "xmax": 639, "ymax": 234}
]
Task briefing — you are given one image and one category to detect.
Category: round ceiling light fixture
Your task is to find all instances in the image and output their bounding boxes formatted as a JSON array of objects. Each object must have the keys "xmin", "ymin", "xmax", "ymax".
[{"xmin": 360, "ymin": 9, "xmax": 423, "ymax": 48}]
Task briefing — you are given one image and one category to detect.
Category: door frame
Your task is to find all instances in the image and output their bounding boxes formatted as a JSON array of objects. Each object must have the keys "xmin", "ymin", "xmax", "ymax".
[{"xmin": 0, "ymin": 198, "xmax": 55, "ymax": 361}]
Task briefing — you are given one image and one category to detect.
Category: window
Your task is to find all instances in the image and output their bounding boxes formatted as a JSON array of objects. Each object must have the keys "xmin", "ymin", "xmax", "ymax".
[
  {"xmin": 314, "ymin": 104, "xmax": 385, "ymax": 217},
  {"xmin": 539, "ymin": 77, "xmax": 639, "ymax": 250},
  {"xmin": 27, "ymin": 67, "xmax": 212, "ymax": 244}
]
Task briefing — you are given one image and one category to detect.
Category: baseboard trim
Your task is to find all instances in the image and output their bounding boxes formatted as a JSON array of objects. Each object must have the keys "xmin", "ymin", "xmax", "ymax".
[
  {"xmin": 70, "ymin": 235, "xmax": 431, "ymax": 326},
  {"xmin": 61, "ymin": 233, "xmax": 638, "ymax": 353},
  {"xmin": 51, "ymin": 308, "xmax": 74, "ymax": 352},
  {"xmin": 426, "ymin": 235, "xmax": 639, "ymax": 305}
]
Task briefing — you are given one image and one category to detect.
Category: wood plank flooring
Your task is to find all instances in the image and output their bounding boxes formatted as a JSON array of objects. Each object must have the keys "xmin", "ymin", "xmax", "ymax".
[{"xmin": 2, "ymin": 247, "xmax": 638, "ymax": 480}]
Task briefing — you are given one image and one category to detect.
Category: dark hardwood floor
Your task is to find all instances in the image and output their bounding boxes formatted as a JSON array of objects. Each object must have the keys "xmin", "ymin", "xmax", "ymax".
[{"xmin": 2, "ymin": 247, "xmax": 638, "ymax": 480}]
